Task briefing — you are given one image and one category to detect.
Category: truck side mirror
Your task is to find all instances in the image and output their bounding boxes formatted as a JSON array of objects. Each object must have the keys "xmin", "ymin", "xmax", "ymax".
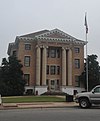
[{"xmin": 92, "ymin": 90, "xmax": 95, "ymax": 93}]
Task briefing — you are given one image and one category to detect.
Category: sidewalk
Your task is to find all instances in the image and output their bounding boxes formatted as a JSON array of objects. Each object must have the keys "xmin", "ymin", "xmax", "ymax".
[{"xmin": 0, "ymin": 102, "xmax": 78, "ymax": 110}]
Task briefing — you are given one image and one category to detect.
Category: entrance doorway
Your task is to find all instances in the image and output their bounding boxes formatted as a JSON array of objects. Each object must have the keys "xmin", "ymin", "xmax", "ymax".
[{"xmin": 50, "ymin": 80, "xmax": 59, "ymax": 91}]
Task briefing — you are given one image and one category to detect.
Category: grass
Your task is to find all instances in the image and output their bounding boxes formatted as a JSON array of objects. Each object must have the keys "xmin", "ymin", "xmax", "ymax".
[{"xmin": 2, "ymin": 96, "xmax": 66, "ymax": 103}]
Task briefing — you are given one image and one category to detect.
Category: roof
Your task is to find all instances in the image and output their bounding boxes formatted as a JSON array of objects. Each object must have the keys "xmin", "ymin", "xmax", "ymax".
[
  {"xmin": 20, "ymin": 30, "xmax": 49, "ymax": 38},
  {"xmin": 17, "ymin": 28, "xmax": 86, "ymax": 45}
]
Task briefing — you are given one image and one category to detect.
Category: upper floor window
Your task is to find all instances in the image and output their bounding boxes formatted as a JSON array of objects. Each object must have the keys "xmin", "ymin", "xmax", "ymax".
[
  {"xmin": 50, "ymin": 66, "xmax": 56, "ymax": 75},
  {"xmin": 47, "ymin": 49, "xmax": 49, "ymax": 57},
  {"xmin": 50, "ymin": 49, "xmax": 56, "ymax": 58},
  {"xmin": 48, "ymin": 65, "xmax": 60, "ymax": 75},
  {"xmin": 24, "ymin": 56, "xmax": 30, "ymax": 67},
  {"xmin": 47, "ymin": 48, "xmax": 60, "ymax": 58},
  {"xmin": 24, "ymin": 74, "xmax": 30, "ymax": 86},
  {"xmin": 57, "ymin": 66, "xmax": 60, "ymax": 75},
  {"xmin": 75, "ymin": 59, "xmax": 80, "ymax": 68},
  {"xmin": 12, "ymin": 50, "xmax": 17, "ymax": 56},
  {"xmin": 74, "ymin": 47, "xmax": 80, "ymax": 53},
  {"xmin": 56, "ymin": 49, "xmax": 60, "ymax": 58},
  {"xmin": 25, "ymin": 44, "xmax": 31, "ymax": 50},
  {"xmin": 47, "ymin": 65, "xmax": 49, "ymax": 75}
]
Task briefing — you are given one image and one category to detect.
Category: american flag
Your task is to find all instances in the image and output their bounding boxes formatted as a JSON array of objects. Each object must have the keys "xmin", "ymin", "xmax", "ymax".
[{"xmin": 84, "ymin": 13, "xmax": 88, "ymax": 34}]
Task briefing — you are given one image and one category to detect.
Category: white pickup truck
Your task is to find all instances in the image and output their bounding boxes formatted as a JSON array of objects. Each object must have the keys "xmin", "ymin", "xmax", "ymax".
[{"xmin": 74, "ymin": 85, "xmax": 100, "ymax": 108}]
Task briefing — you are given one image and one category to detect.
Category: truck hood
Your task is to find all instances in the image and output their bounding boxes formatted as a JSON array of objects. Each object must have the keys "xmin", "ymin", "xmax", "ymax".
[{"xmin": 76, "ymin": 92, "xmax": 92, "ymax": 96}]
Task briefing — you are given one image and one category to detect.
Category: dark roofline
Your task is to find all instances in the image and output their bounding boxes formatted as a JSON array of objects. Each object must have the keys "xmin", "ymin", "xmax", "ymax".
[{"xmin": 20, "ymin": 30, "xmax": 49, "ymax": 38}]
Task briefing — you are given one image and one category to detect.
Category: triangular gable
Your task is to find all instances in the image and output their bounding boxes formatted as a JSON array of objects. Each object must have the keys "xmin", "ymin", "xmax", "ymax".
[{"xmin": 35, "ymin": 28, "xmax": 76, "ymax": 40}]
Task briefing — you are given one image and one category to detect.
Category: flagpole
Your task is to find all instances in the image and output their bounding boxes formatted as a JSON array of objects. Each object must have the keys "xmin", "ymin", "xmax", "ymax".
[
  {"xmin": 86, "ymin": 32, "xmax": 88, "ymax": 92},
  {"xmin": 85, "ymin": 12, "xmax": 88, "ymax": 92}
]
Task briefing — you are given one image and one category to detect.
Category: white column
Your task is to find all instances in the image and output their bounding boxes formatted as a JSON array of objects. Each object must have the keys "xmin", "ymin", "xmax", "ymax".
[
  {"xmin": 42, "ymin": 46, "xmax": 47, "ymax": 85},
  {"xmin": 62, "ymin": 47, "xmax": 66, "ymax": 86},
  {"xmin": 68, "ymin": 49, "xmax": 72, "ymax": 86},
  {"xmin": 36, "ymin": 46, "xmax": 41, "ymax": 86}
]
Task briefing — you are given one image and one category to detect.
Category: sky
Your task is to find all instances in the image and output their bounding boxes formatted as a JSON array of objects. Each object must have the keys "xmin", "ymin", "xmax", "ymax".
[{"xmin": 0, "ymin": 0, "xmax": 100, "ymax": 64}]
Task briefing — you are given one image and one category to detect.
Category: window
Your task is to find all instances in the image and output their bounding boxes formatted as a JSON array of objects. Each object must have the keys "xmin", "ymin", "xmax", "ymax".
[
  {"xmin": 50, "ymin": 66, "xmax": 56, "ymax": 75},
  {"xmin": 56, "ymin": 49, "xmax": 60, "ymax": 58},
  {"xmin": 24, "ymin": 74, "xmax": 30, "ymax": 86},
  {"xmin": 75, "ymin": 76, "xmax": 80, "ymax": 87},
  {"xmin": 74, "ymin": 47, "xmax": 80, "ymax": 53},
  {"xmin": 46, "ymin": 79, "xmax": 49, "ymax": 85},
  {"xmin": 57, "ymin": 66, "xmax": 60, "ymax": 75},
  {"xmin": 49, "ymin": 65, "xmax": 60, "ymax": 75},
  {"xmin": 24, "ymin": 56, "xmax": 30, "ymax": 67},
  {"xmin": 47, "ymin": 48, "xmax": 61, "ymax": 58},
  {"xmin": 75, "ymin": 59, "xmax": 80, "ymax": 68},
  {"xmin": 57, "ymin": 80, "xmax": 59, "ymax": 85},
  {"xmin": 12, "ymin": 50, "xmax": 17, "ymax": 56},
  {"xmin": 51, "ymin": 80, "xmax": 55, "ymax": 85},
  {"xmin": 94, "ymin": 87, "xmax": 100, "ymax": 93},
  {"xmin": 25, "ymin": 44, "xmax": 31, "ymax": 50},
  {"xmin": 47, "ymin": 65, "xmax": 49, "ymax": 75},
  {"xmin": 47, "ymin": 48, "xmax": 49, "ymax": 57},
  {"xmin": 50, "ymin": 49, "xmax": 56, "ymax": 58}
]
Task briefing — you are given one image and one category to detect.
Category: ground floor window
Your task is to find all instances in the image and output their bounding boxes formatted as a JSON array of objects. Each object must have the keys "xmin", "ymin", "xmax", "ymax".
[
  {"xmin": 75, "ymin": 75, "xmax": 80, "ymax": 87},
  {"xmin": 46, "ymin": 79, "xmax": 60, "ymax": 91},
  {"xmin": 24, "ymin": 74, "xmax": 30, "ymax": 86}
]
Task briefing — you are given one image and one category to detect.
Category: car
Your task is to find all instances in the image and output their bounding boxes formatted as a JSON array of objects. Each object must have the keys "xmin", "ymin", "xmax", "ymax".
[{"xmin": 74, "ymin": 85, "xmax": 100, "ymax": 108}]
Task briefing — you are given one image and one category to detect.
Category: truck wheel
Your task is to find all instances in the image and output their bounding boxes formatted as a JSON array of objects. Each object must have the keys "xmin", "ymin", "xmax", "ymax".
[{"xmin": 79, "ymin": 98, "xmax": 90, "ymax": 108}]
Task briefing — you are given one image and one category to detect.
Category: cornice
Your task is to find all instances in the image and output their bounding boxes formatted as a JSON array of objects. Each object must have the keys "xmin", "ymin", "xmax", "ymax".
[{"xmin": 36, "ymin": 36, "xmax": 86, "ymax": 45}]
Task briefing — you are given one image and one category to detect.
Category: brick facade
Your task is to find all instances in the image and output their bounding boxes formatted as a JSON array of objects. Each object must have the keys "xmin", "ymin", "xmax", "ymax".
[{"xmin": 7, "ymin": 29, "xmax": 86, "ymax": 95}]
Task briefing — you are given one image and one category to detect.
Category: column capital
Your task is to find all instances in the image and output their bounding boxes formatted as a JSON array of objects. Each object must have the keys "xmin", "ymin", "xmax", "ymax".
[
  {"xmin": 42, "ymin": 45, "xmax": 48, "ymax": 48},
  {"xmin": 62, "ymin": 47, "xmax": 66, "ymax": 50},
  {"xmin": 62, "ymin": 47, "xmax": 70, "ymax": 50},
  {"xmin": 36, "ymin": 45, "xmax": 40, "ymax": 48}
]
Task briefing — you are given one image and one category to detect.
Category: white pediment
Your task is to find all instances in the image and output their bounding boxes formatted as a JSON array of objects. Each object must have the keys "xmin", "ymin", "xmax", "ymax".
[{"xmin": 35, "ymin": 28, "xmax": 76, "ymax": 40}]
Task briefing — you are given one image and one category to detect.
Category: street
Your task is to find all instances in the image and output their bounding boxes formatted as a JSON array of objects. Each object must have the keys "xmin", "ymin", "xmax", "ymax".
[{"xmin": 0, "ymin": 107, "xmax": 100, "ymax": 121}]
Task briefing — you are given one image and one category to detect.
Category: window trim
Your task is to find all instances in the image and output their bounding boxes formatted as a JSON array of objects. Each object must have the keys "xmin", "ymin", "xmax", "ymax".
[
  {"xmin": 75, "ymin": 59, "xmax": 80, "ymax": 69},
  {"xmin": 47, "ymin": 65, "xmax": 49, "ymax": 75},
  {"xmin": 47, "ymin": 48, "xmax": 61, "ymax": 58},
  {"xmin": 50, "ymin": 65, "xmax": 56, "ymax": 75},
  {"xmin": 74, "ymin": 47, "xmax": 80, "ymax": 53},
  {"xmin": 57, "ymin": 66, "xmax": 60, "ymax": 75},
  {"xmin": 25, "ymin": 43, "xmax": 31, "ymax": 50},
  {"xmin": 24, "ymin": 56, "xmax": 31, "ymax": 67},
  {"xmin": 75, "ymin": 75, "xmax": 80, "ymax": 87},
  {"xmin": 50, "ymin": 48, "xmax": 56, "ymax": 58},
  {"xmin": 24, "ymin": 74, "xmax": 30, "ymax": 86}
]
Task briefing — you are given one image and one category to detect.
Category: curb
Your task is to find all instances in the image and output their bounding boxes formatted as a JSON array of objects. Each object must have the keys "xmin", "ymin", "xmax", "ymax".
[{"xmin": 0, "ymin": 102, "xmax": 78, "ymax": 110}]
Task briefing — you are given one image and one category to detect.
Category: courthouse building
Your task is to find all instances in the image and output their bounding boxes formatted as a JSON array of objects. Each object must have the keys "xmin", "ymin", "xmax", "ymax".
[{"xmin": 8, "ymin": 28, "xmax": 86, "ymax": 95}]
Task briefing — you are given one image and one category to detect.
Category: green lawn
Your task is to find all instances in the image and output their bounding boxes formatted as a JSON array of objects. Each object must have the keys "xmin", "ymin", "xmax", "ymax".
[{"xmin": 2, "ymin": 96, "xmax": 66, "ymax": 103}]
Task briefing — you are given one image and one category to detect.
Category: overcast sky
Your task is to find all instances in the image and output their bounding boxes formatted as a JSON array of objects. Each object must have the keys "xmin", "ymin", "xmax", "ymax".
[{"xmin": 0, "ymin": 0, "xmax": 100, "ymax": 64}]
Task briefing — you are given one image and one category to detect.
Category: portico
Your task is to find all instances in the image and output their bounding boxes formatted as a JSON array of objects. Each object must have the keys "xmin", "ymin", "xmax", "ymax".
[{"xmin": 35, "ymin": 45, "xmax": 73, "ymax": 91}]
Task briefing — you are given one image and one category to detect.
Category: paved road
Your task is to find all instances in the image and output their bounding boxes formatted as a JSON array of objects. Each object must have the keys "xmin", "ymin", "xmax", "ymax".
[{"xmin": 0, "ymin": 107, "xmax": 100, "ymax": 121}]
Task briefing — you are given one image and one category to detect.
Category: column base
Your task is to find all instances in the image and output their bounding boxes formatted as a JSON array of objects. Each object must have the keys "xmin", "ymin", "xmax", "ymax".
[
  {"xmin": 35, "ymin": 86, "xmax": 48, "ymax": 95},
  {"xmin": 25, "ymin": 86, "xmax": 34, "ymax": 95},
  {"xmin": 60, "ymin": 86, "xmax": 85, "ymax": 95}
]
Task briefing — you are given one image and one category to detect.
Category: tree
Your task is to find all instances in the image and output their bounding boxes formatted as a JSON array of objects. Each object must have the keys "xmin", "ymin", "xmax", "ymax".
[
  {"xmin": 80, "ymin": 54, "xmax": 100, "ymax": 91},
  {"xmin": 0, "ymin": 56, "xmax": 26, "ymax": 96}
]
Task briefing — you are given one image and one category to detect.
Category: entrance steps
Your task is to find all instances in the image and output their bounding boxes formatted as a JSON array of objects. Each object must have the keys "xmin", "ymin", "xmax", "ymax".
[{"xmin": 41, "ymin": 91, "xmax": 66, "ymax": 95}]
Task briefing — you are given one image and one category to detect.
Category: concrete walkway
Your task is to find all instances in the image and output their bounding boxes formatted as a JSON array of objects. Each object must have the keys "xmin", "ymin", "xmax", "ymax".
[{"xmin": 0, "ymin": 102, "xmax": 78, "ymax": 110}]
